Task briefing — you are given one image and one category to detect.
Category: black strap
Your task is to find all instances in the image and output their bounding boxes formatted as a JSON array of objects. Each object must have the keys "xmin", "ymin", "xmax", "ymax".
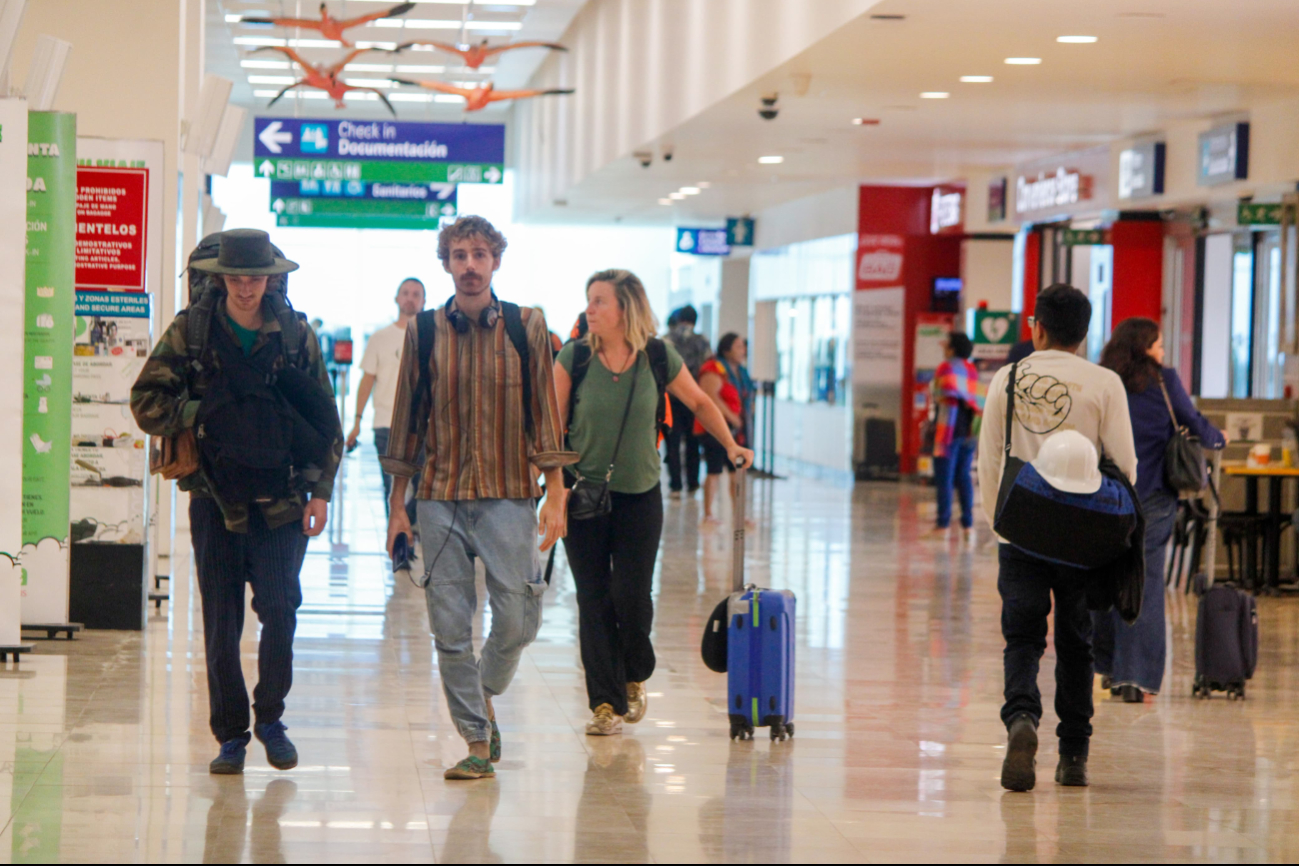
[
  {"xmin": 645, "ymin": 338, "xmax": 670, "ymax": 434},
  {"xmin": 410, "ymin": 309, "xmax": 439, "ymax": 435},
  {"xmin": 568, "ymin": 341, "xmax": 593, "ymax": 430},
  {"xmin": 543, "ymin": 545, "xmax": 556, "ymax": 585},
  {"xmin": 1003, "ymin": 361, "xmax": 1017, "ymax": 456},
  {"xmin": 603, "ymin": 356, "xmax": 642, "ymax": 481},
  {"xmin": 499, "ymin": 302, "xmax": 534, "ymax": 437}
]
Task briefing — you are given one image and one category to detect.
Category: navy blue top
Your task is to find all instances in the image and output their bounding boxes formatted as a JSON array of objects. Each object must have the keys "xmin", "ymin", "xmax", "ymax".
[{"xmin": 1127, "ymin": 368, "xmax": 1226, "ymax": 500}]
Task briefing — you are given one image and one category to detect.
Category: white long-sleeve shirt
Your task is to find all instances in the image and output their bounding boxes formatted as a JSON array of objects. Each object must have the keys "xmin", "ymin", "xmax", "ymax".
[{"xmin": 977, "ymin": 350, "xmax": 1138, "ymax": 533}]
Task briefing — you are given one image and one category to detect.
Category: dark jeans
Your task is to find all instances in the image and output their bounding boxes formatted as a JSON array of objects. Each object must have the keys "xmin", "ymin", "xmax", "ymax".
[
  {"xmin": 665, "ymin": 397, "xmax": 700, "ymax": 491},
  {"xmin": 1092, "ymin": 490, "xmax": 1178, "ymax": 694},
  {"xmin": 998, "ymin": 544, "xmax": 1094, "ymax": 758},
  {"xmin": 934, "ymin": 437, "xmax": 976, "ymax": 529},
  {"xmin": 563, "ymin": 485, "xmax": 664, "ymax": 715},
  {"xmin": 373, "ymin": 427, "xmax": 418, "ymax": 524},
  {"xmin": 191, "ymin": 497, "xmax": 308, "ymax": 744}
]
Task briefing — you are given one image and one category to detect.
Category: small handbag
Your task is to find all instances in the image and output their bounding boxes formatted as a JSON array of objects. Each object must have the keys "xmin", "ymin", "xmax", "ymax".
[
  {"xmin": 567, "ymin": 356, "xmax": 641, "ymax": 521},
  {"xmin": 148, "ymin": 429, "xmax": 199, "ymax": 481},
  {"xmin": 1158, "ymin": 376, "xmax": 1207, "ymax": 495}
]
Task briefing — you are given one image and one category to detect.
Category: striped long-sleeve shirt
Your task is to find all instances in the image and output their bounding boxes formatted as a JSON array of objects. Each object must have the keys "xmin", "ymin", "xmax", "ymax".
[{"xmin": 380, "ymin": 299, "xmax": 576, "ymax": 501}]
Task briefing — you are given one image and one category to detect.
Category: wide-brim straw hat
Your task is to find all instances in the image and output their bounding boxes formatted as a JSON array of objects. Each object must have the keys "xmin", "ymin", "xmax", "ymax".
[{"xmin": 189, "ymin": 229, "xmax": 299, "ymax": 275}]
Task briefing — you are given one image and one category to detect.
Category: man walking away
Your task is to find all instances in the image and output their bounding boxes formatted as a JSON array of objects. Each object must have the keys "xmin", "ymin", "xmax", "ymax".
[
  {"xmin": 348, "ymin": 277, "xmax": 426, "ymax": 521},
  {"xmin": 132, "ymin": 229, "xmax": 343, "ymax": 775},
  {"xmin": 383, "ymin": 215, "xmax": 574, "ymax": 781},
  {"xmin": 663, "ymin": 305, "xmax": 711, "ymax": 497},
  {"xmin": 976, "ymin": 283, "xmax": 1137, "ymax": 792}
]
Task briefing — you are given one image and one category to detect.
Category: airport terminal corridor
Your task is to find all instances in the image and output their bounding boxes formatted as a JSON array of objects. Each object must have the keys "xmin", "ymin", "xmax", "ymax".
[{"xmin": 3, "ymin": 448, "xmax": 1299, "ymax": 863}]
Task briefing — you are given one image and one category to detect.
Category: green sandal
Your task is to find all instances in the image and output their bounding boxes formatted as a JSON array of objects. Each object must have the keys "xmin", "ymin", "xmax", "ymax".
[
  {"xmin": 489, "ymin": 718, "xmax": 501, "ymax": 764},
  {"xmin": 443, "ymin": 755, "xmax": 495, "ymax": 780}
]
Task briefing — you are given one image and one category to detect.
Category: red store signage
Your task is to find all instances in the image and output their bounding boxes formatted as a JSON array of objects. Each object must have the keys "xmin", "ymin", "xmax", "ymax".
[
  {"xmin": 855, "ymin": 233, "xmax": 905, "ymax": 289},
  {"xmin": 75, "ymin": 166, "xmax": 149, "ymax": 291}
]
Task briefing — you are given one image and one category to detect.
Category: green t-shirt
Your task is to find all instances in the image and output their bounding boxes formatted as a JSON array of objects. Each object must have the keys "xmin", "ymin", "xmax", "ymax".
[
  {"xmin": 559, "ymin": 341, "xmax": 683, "ymax": 494},
  {"xmin": 226, "ymin": 316, "xmax": 259, "ymax": 356}
]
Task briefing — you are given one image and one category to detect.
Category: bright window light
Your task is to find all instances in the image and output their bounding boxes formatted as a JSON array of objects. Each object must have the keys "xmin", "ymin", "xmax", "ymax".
[
  {"xmin": 253, "ymin": 90, "xmax": 329, "ymax": 99},
  {"xmin": 377, "ymin": 19, "xmax": 523, "ymax": 30},
  {"xmin": 343, "ymin": 79, "xmax": 396, "ymax": 87},
  {"xmin": 680, "ymin": 186, "xmax": 701, "ymax": 195},
  {"xmin": 758, "ymin": 155, "xmax": 783, "ymax": 164},
  {"xmin": 920, "ymin": 91, "xmax": 949, "ymax": 99},
  {"xmin": 1005, "ymin": 57, "xmax": 1042, "ymax": 65},
  {"xmin": 389, "ymin": 93, "xmax": 434, "ymax": 102},
  {"xmin": 225, "ymin": 13, "xmax": 241, "ymax": 23},
  {"xmin": 395, "ymin": 65, "xmax": 448, "ymax": 73},
  {"xmin": 433, "ymin": 95, "xmax": 463, "ymax": 103},
  {"xmin": 960, "ymin": 75, "xmax": 993, "ymax": 83},
  {"xmin": 658, "ymin": 198, "xmax": 672, "ymax": 205},
  {"xmin": 1057, "ymin": 35, "xmax": 1098, "ymax": 43},
  {"xmin": 344, "ymin": 63, "xmax": 397, "ymax": 72}
]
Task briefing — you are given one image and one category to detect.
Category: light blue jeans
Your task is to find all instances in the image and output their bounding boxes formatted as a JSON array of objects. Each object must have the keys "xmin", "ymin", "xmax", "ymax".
[{"xmin": 417, "ymin": 498, "xmax": 545, "ymax": 744}]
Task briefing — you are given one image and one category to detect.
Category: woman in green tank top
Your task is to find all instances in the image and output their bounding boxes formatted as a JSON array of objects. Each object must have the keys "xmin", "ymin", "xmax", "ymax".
[{"xmin": 554, "ymin": 269, "xmax": 753, "ymax": 737}]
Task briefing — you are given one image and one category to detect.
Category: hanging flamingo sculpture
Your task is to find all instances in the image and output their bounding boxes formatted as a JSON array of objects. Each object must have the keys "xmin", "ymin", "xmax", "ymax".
[
  {"xmin": 389, "ymin": 78, "xmax": 573, "ymax": 112},
  {"xmin": 394, "ymin": 38, "xmax": 567, "ymax": 70},
  {"xmin": 254, "ymin": 47, "xmax": 401, "ymax": 115},
  {"xmin": 241, "ymin": 3, "xmax": 415, "ymax": 48}
]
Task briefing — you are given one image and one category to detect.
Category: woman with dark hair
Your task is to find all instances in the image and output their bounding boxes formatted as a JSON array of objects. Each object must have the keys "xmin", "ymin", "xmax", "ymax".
[
  {"xmin": 1095, "ymin": 317, "xmax": 1226, "ymax": 702},
  {"xmin": 929, "ymin": 331, "xmax": 982, "ymax": 541},
  {"xmin": 696, "ymin": 332, "xmax": 754, "ymax": 525}
]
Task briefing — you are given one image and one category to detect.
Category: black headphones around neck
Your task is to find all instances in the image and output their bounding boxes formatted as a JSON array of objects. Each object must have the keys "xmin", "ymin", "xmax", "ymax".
[{"xmin": 445, "ymin": 293, "xmax": 499, "ymax": 334}]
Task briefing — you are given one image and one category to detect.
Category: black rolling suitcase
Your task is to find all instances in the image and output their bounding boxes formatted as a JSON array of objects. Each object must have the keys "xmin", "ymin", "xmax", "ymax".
[{"xmin": 1192, "ymin": 452, "xmax": 1260, "ymax": 700}]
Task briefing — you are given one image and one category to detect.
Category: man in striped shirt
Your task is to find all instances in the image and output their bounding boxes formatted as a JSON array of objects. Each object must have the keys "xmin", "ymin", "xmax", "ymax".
[{"xmin": 382, "ymin": 216, "xmax": 576, "ymax": 781}]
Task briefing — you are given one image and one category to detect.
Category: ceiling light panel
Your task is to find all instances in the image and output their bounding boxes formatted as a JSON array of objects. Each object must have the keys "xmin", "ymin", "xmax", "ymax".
[
  {"xmin": 1057, "ymin": 35, "xmax": 1098, "ymax": 43},
  {"xmin": 920, "ymin": 91, "xmax": 949, "ymax": 99},
  {"xmin": 374, "ymin": 18, "xmax": 523, "ymax": 30},
  {"xmin": 758, "ymin": 156, "xmax": 783, "ymax": 164},
  {"xmin": 246, "ymin": 75, "xmax": 297, "ymax": 84},
  {"xmin": 240, "ymin": 59, "xmax": 290, "ymax": 69},
  {"xmin": 1004, "ymin": 57, "xmax": 1042, "ymax": 65},
  {"xmin": 680, "ymin": 187, "xmax": 701, "ymax": 195},
  {"xmin": 346, "ymin": 0, "xmax": 535, "ymax": 4},
  {"xmin": 960, "ymin": 75, "xmax": 993, "ymax": 83}
]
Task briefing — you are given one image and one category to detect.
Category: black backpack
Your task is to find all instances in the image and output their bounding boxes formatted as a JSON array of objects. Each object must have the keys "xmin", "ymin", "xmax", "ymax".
[
  {"xmin": 568, "ymin": 338, "xmax": 672, "ymax": 444},
  {"xmin": 185, "ymin": 232, "xmax": 339, "ymax": 503},
  {"xmin": 409, "ymin": 301, "xmax": 534, "ymax": 437}
]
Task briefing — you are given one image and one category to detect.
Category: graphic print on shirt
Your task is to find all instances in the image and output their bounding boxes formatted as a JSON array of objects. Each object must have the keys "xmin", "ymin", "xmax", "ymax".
[{"xmin": 1013, "ymin": 362, "xmax": 1073, "ymax": 435}]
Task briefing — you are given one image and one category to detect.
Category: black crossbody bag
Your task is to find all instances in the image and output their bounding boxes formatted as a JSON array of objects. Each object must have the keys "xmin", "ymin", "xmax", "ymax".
[{"xmin": 568, "ymin": 357, "xmax": 641, "ymax": 521}]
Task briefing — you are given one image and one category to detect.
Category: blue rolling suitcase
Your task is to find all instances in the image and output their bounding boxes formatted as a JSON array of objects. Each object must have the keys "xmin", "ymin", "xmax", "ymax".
[{"xmin": 724, "ymin": 468, "xmax": 796, "ymax": 741}]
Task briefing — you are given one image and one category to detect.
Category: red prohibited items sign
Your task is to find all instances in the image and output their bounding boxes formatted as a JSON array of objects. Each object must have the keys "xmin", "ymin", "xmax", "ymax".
[{"xmin": 76, "ymin": 167, "xmax": 149, "ymax": 291}]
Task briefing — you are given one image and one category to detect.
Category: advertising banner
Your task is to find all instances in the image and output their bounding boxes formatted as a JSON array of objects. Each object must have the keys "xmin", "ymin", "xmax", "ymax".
[
  {"xmin": 74, "ymin": 166, "xmax": 148, "ymax": 291},
  {"xmin": 23, "ymin": 112, "xmax": 77, "ymax": 625},
  {"xmin": 0, "ymin": 100, "xmax": 29, "ymax": 645},
  {"xmin": 855, "ymin": 234, "xmax": 905, "ymax": 288}
]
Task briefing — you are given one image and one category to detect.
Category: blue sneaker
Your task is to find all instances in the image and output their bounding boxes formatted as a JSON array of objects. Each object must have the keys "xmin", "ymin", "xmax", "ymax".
[
  {"xmin": 209, "ymin": 736, "xmax": 248, "ymax": 775},
  {"xmin": 254, "ymin": 720, "xmax": 299, "ymax": 770}
]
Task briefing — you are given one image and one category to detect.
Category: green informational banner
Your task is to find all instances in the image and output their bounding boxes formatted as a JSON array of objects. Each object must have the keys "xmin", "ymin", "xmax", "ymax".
[
  {"xmin": 23, "ymin": 111, "xmax": 76, "ymax": 622},
  {"xmin": 971, "ymin": 310, "xmax": 1019, "ymax": 361},
  {"xmin": 256, "ymin": 157, "xmax": 502, "ymax": 185},
  {"xmin": 277, "ymin": 214, "xmax": 452, "ymax": 230},
  {"xmin": 1237, "ymin": 201, "xmax": 1287, "ymax": 226},
  {"xmin": 272, "ymin": 197, "xmax": 455, "ymax": 218}
]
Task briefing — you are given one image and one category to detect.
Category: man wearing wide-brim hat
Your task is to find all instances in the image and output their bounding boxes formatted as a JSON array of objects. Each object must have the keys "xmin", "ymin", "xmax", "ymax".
[{"xmin": 131, "ymin": 229, "xmax": 342, "ymax": 776}]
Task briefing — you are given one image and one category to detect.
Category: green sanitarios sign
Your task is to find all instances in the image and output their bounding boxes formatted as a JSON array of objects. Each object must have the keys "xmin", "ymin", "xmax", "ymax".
[
  {"xmin": 1237, "ymin": 202, "xmax": 1287, "ymax": 226},
  {"xmin": 24, "ymin": 112, "xmax": 75, "ymax": 549},
  {"xmin": 256, "ymin": 158, "xmax": 501, "ymax": 185}
]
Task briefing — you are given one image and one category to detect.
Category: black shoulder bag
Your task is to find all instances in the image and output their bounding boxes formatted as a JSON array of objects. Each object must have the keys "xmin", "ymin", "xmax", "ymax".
[
  {"xmin": 1158, "ymin": 375, "xmax": 1207, "ymax": 495},
  {"xmin": 568, "ymin": 355, "xmax": 641, "ymax": 521}
]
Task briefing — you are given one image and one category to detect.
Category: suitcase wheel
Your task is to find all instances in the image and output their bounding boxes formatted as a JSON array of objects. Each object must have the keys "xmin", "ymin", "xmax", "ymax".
[
  {"xmin": 730, "ymin": 720, "xmax": 754, "ymax": 741},
  {"xmin": 770, "ymin": 723, "xmax": 786, "ymax": 742}
]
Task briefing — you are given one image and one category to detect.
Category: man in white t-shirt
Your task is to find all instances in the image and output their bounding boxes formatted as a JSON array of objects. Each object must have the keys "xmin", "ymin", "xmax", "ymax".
[
  {"xmin": 348, "ymin": 277, "xmax": 426, "ymax": 519},
  {"xmin": 977, "ymin": 283, "xmax": 1137, "ymax": 794}
]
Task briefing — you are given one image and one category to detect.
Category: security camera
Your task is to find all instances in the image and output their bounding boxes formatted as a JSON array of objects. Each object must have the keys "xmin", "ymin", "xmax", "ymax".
[
  {"xmin": 662, "ymin": 145, "xmax": 674, "ymax": 162},
  {"xmin": 634, "ymin": 151, "xmax": 652, "ymax": 168},
  {"xmin": 758, "ymin": 93, "xmax": 779, "ymax": 121}
]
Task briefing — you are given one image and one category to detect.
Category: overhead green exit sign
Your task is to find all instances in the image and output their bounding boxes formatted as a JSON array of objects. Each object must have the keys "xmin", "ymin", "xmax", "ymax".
[
  {"xmin": 1238, "ymin": 202, "xmax": 1285, "ymax": 225},
  {"xmin": 1060, "ymin": 228, "xmax": 1107, "ymax": 246}
]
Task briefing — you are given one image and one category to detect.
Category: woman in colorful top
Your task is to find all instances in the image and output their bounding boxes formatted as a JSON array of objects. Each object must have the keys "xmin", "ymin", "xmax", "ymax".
[
  {"xmin": 696, "ymin": 332, "xmax": 755, "ymax": 525},
  {"xmin": 930, "ymin": 332, "xmax": 983, "ymax": 542}
]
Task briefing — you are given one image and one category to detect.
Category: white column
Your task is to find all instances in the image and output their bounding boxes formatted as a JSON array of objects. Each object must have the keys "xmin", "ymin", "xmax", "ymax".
[{"xmin": 718, "ymin": 257, "xmax": 752, "ymax": 343}]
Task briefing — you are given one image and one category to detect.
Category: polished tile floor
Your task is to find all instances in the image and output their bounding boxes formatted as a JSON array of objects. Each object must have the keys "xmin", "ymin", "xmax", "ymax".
[{"xmin": 3, "ymin": 446, "xmax": 1299, "ymax": 863}]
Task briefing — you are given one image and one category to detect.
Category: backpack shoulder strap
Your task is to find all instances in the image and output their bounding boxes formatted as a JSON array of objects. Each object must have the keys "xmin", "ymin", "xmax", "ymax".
[
  {"xmin": 184, "ymin": 289, "xmax": 221, "ymax": 368},
  {"xmin": 645, "ymin": 337, "xmax": 672, "ymax": 437},
  {"xmin": 1003, "ymin": 361, "xmax": 1017, "ymax": 456},
  {"xmin": 262, "ymin": 290, "xmax": 303, "ymax": 365},
  {"xmin": 567, "ymin": 341, "xmax": 593, "ymax": 430},
  {"xmin": 500, "ymin": 302, "xmax": 534, "ymax": 437},
  {"xmin": 410, "ymin": 309, "xmax": 438, "ymax": 434}
]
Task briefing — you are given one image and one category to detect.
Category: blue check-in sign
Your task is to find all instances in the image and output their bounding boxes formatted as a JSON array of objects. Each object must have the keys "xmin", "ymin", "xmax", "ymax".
[{"xmin": 676, "ymin": 227, "xmax": 730, "ymax": 256}]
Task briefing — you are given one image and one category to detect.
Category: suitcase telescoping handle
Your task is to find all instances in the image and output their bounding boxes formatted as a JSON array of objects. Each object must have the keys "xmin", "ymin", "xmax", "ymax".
[
  {"xmin": 732, "ymin": 456, "xmax": 748, "ymax": 594},
  {"xmin": 1201, "ymin": 449, "xmax": 1223, "ymax": 591}
]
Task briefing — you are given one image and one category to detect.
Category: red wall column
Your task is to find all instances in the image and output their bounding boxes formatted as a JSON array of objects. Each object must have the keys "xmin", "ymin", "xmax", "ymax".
[{"xmin": 1110, "ymin": 220, "xmax": 1164, "ymax": 325}]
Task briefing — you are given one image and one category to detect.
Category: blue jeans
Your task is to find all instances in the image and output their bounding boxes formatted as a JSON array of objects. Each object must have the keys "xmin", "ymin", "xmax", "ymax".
[
  {"xmin": 417, "ymin": 498, "xmax": 546, "ymax": 744},
  {"xmin": 1091, "ymin": 491, "xmax": 1179, "ymax": 694},
  {"xmin": 934, "ymin": 436, "xmax": 976, "ymax": 529}
]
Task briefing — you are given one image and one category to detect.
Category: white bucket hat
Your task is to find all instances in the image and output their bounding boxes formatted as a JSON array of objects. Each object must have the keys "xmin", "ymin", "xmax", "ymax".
[{"xmin": 1031, "ymin": 430, "xmax": 1102, "ymax": 494}]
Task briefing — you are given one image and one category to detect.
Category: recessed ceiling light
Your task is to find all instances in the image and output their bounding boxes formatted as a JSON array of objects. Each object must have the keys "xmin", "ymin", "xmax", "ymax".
[
  {"xmin": 852, "ymin": 118, "xmax": 881, "ymax": 125},
  {"xmin": 920, "ymin": 92, "xmax": 949, "ymax": 99},
  {"xmin": 1057, "ymin": 35, "xmax": 1098, "ymax": 43},
  {"xmin": 658, "ymin": 198, "xmax": 672, "ymax": 205},
  {"xmin": 1005, "ymin": 57, "xmax": 1042, "ymax": 65},
  {"xmin": 669, "ymin": 192, "xmax": 686, "ymax": 200},
  {"xmin": 680, "ymin": 186, "xmax": 701, "ymax": 195},
  {"xmin": 960, "ymin": 75, "xmax": 994, "ymax": 83},
  {"xmin": 758, "ymin": 155, "xmax": 783, "ymax": 164}
]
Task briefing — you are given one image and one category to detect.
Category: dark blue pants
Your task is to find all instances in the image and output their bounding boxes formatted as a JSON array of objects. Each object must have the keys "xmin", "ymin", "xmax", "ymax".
[
  {"xmin": 1092, "ymin": 491, "xmax": 1178, "ymax": 694},
  {"xmin": 998, "ymin": 544, "xmax": 1094, "ymax": 758},
  {"xmin": 665, "ymin": 397, "xmax": 701, "ymax": 492},
  {"xmin": 191, "ymin": 497, "xmax": 308, "ymax": 744},
  {"xmin": 934, "ymin": 437, "xmax": 976, "ymax": 528}
]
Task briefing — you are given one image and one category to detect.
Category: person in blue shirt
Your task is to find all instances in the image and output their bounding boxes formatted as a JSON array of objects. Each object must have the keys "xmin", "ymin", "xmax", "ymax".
[{"xmin": 1095, "ymin": 317, "xmax": 1226, "ymax": 702}]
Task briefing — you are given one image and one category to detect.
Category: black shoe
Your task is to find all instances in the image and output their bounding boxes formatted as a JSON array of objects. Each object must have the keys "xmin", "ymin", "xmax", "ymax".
[
  {"xmin": 1120, "ymin": 685, "xmax": 1144, "ymax": 703},
  {"xmin": 209, "ymin": 737, "xmax": 248, "ymax": 775},
  {"xmin": 1099, "ymin": 674, "xmax": 1113, "ymax": 691},
  {"xmin": 1000, "ymin": 713, "xmax": 1038, "ymax": 792},
  {"xmin": 1055, "ymin": 755, "xmax": 1089, "ymax": 787}
]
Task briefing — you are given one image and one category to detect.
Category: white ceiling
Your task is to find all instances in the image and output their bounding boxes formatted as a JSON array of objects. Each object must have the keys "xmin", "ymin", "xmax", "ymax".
[
  {"xmin": 208, "ymin": 0, "xmax": 585, "ymax": 124},
  {"xmin": 543, "ymin": 0, "xmax": 1299, "ymax": 224}
]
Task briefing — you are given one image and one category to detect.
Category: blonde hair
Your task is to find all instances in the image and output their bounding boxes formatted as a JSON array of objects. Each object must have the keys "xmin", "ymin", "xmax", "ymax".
[{"xmin": 584, "ymin": 269, "xmax": 659, "ymax": 354}]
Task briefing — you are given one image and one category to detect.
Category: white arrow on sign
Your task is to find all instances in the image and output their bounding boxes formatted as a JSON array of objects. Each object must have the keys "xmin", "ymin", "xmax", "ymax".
[
  {"xmin": 258, "ymin": 121, "xmax": 293, "ymax": 154},
  {"xmin": 484, "ymin": 166, "xmax": 502, "ymax": 183},
  {"xmin": 272, "ymin": 198, "xmax": 285, "ymax": 213},
  {"xmin": 429, "ymin": 183, "xmax": 455, "ymax": 200},
  {"xmin": 258, "ymin": 160, "xmax": 275, "ymax": 177}
]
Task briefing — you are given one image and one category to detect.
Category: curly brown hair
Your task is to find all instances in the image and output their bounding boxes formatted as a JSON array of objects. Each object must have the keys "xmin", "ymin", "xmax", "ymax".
[
  {"xmin": 1100, "ymin": 317, "xmax": 1162, "ymax": 394},
  {"xmin": 437, "ymin": 215, "xmax": 508, "ymax": 265}
]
